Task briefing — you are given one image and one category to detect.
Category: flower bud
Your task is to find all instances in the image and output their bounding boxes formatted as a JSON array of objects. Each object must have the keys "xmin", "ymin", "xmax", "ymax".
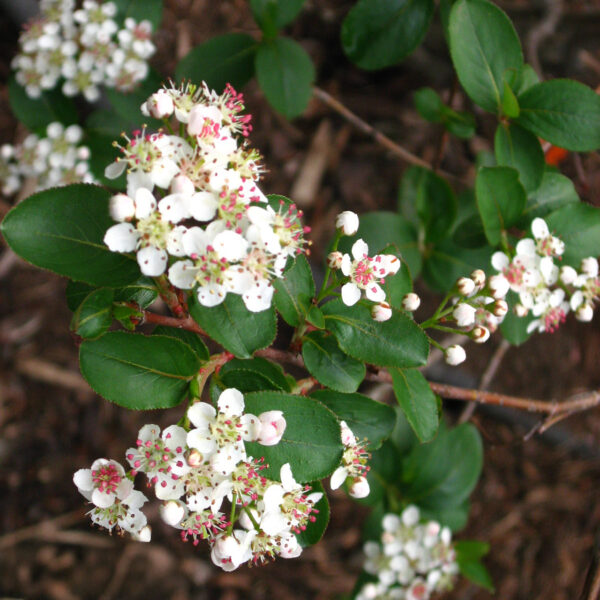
[
  {"xmin": 187, "ymin": 449, "xmax": 204, "ymax": 467},
  {"xmin": 402, "ymin": 292, "xmax": 421, "ymax": 312},
  {"xmin": 371, "ymin": 301, "xmax": 392, "ymax": 322},
  {"xmin": 514, "ymin": 303, "xmax": 529, "ymax": 317},
  {"xmin": 327, "ymin": 251, "xmax": 343, "ymax": 269},
  {"xmin": 456, "ymin": 277, "xmax": 475, "ymax": 296},
  {"xmin": 340, "ymin": 420, "xmax": 357, "ymax": 446},
  {"xmin": 471, "ymin": 325, "xmax": 490, "ymax": 343},
  {"xmin": 445, "ymin": 345, "xmax": 466, "ymax": 366},
  {"xmin": 160, "ymin": 500, "xmax": 185, "ymax": 526},
  {"xmin": 581, "ymin": 257, "xmax": 599, "ymax": 278},
  {"xmin": 256, "ymin": 410, "xmax": 286, "ymax": 446},
  {"xmin": 109, "ymin": 193, "xmax": 135, "ymax": 222},
  {"xmin": 349, "ymin": 476, "xmax": 370, "ymax": 499},
  {"xmin": 488, "ymin": 274, "xmax": 509, "ymax": 299},
  {"xmin": 576, "ymin": 303, "xmax": 594, "ymax": 322},
  {"xmin": 452, "ymin": 303, "xmax": 476, "ymax": 327},
  {"xmin": 145, "ymin": 90, "xmax": 174, "ymax": 119},
  {"xmin": 134, "ymin": 525, "xmax": 152, "ymax": 542},
  {"xmin": 492, "ymin": 299, "xmax": 508, "ymax": 317},
  {"xmin": 336, "ymin": 211, "xmax": 359, "ymax": 236},
  {"xmin": 560, "ymin": 265, "xmax": 578, "ymax": 285}
]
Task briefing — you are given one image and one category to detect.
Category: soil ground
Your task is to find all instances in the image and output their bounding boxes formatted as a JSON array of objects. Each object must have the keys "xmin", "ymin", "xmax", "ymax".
[{"xmin": 2, "ymin": 1, "xmax": 600, "ymax": 599}]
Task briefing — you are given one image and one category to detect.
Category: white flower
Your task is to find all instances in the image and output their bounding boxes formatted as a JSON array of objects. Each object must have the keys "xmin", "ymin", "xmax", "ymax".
[
  {"xmin": 256, "ymin": 411, "xmax": 286, "ymax": 446},
  {"xmin": 336, "ymin": 210, "xmax": 359, "ymax": 235},
  {"xmin": 211, "ymin": 530, "xmax": 255, "ymax": 571},
  {"xmin": 582, "ymin": 257, "xmax": 599, "ymax": 278},
  {"xmin": 471, "ymin": 325, "xmax": 490, "ymax": 343},
  {"xmin": 73, "ymin": 458, "xmax": 133, "ymax": 508},
  {"xmin": 452, "ymin": 302, "xmax": 476, "ymax": 327},
  {"xmin": 445, "ymin": 345, "xmax": 466, "ymax": 366}
]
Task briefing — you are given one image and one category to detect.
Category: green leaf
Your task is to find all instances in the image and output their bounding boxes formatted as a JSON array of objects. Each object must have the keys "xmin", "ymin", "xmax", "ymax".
[
  {"xmin": 414, "ymin": 87, "xmax": 443, "ymax": 122},
  {"xmin": 455, "ymin": 540, "xmax": 490, "ymax": 561},
  {"xmin": 423, "ymin": 240, "xmax": 492, "ymax": 293},
  {"xmin": 522, "ymin": 171, "xmax": 579, "ymax": 220},
  {"xmin": 516, "ymin": 79, "xmax": 600, "ymax": 151},
  {"xmin": 339, "ymin": 212, "xmax": 422, "ymax": 277},
  {"xmin": 296, "ymin": 481, "xmax": 329, "ymax": 547},
  {"xmin": 310, "ymin": 389, "xmax": 396, "ymax": 449},
  {"xmin": 500, "ymin": 292, "xmax": 534, "ymax": 346},
  {"xmin": 104, "ymin": 68, "xmax": 163, "ymax": 129},
  {"xmin": 302, "ymin": 331, "xmax": 365, "ymax": 393},
  {"xmin": 152, "ymin": 326, "xmax": 210, "ymax": 362},
  {"xmin": 113, "ymin": 276, "xmax": 158, "ymax": 308},
  {"xmin": 218, "ymin": 357, "xmax": 290, "ymax": 392},
  {"xmin": 306, "ymin": 305, "xmax": 325, "ymax": 329},
  {"xmin": 458, "ymin": 560, "xmax": 495, "ymax": 591},
  {"xmin": 494, "ymin": 123, "xmax": 544, "ymax": 192},
  {"xmin": 401, "ymin": 423, "xmax": 483, "ymax": 509},
  {"xmin": 476, "ymin": 166, "xmax": 526, "ymax": 245},
  {"xmin": 448, "ymin": 0, "xmax": 523, "ymax": 112},
  {"xmin": 273, "ymin": 254, "xmax": 315, "ymax": 326},
  {"xmin": 322, "ymin": 299, "xmax": 429, "ymax": 368},
  {"xmin": 112, "ymin": 0, "xmax": 163, "ymax": 29},
  {"xmin": 390, "ymin": 368, "xmax": 439, "ymax": 442},
  {"xmin": 501, "ymin": 79, "xmax": 520, "ymax": 118},
  {"xmin": 361, "ymin": 441, "xmax": 402, "ymax": 506},
  {"xmin": 452, "ymin": 214, "xmax": 488, "ymax": 249},
  {"xmin": 545, "ymin": 203, "xmax": 600, "ymax": 266},
  {"xmin": 175, "ymin": 34, "xmax": 258, "ymax": 93},
  {"xmin": 440, "ymin": 105, "xmax": 476, "ymax": 139},
  {"xmin": 244, "ymin": 391, "xmax": 343, "ymax": 482},
  {"xmin": 189, "ymin": 294, "xmax": 276, "ymax": 358},
  {"xmin": 0, "ymin": 184, "xmax": 140, "ymax": 287},
  {"xmin": 383, "ymin": 258, "xmax": 413, "ymax": 309},
  {"xmin": 455, "ymin": 541, "xmax": 494, "ymax": 591},
  {"xmin": 79, "ymin": 332, "xmax": 201, "ymax": 409},
  {"xmin": 341, "ymin": 0, "xmax": 435, "ymax": 70},
  {"xmin": 85, "ymin": 132, "xmax": 126, "ymax": 189},
  {"xmin": 71, "ymin": 288, "xmax": 114, "ymax": 339},
  {"xmin": 86, "ymin": 109, "xmax": 132, "ymax": 138},
  {"xmin": 250, "ymin": 0, "xmax": 305, "ymax": 33},
  {"xmin": 513, "ymin": 63, "xmax": 540, "ymax": 95},
  {"xmin": 8, "ymin": 75, "xmax": 78, "ymax": 132},
  {"xmin": 66, "ymin": 281, "xmax": 95, "ymax": 312},
  {"xmin": 255, "ymin": 37, "xmax": 315, "ymax": 118},
  {"xmin": 420, "ymin": 500, "xmax": 470, "ymax": 532}
]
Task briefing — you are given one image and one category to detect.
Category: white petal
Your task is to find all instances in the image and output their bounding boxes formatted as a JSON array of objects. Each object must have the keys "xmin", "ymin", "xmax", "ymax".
[
  {"xmin": 109, "ymin": 193, "xmax": 135, "ymax": 222},
  {"xmin": 186, "ymin": 430, "xmax": 217, "ymax": 455},
  {"xmin": 188, "ymin": 191, "xmax": 219, "ymax": 221},
  {"xmin": 168, "ymin": 260, "xmax": 198, "ymax": 289},
  {"xmin": 242, "ymin": 281, "xmax": 274, "ymax": 312},
  {"xmin": 167, "ymin": 226, "xmax": 187, "ymax": 257},
  {"xmin": 491, "ymin": 251, "xmax": 509, "ymax": 272},
  {"xmin": 263, "ymin": 483, "xmax": 285, "ymax": 512},
  {"xmin": 158, "ymin": 193, "xmax": 190, "ymax": 223},
  {"xmin": 280, "ymin": 463, "xmax": 298, "ymax": 491},
  {"xmin": 516, "ymin": 238, "xmax": 536, "ymax": 257},
  {"xmin": 73, "ymin": 468, "xmax": 93, "ymax": 491},
  {"xmin": 137, "ymin": 246, "xmax": 168, "ymax": 276},
  {"xmin": 104, "ymin": 223, "xmax": 138, "ymax": 252},
  {"xmin": 351, "ymin": 239, "xmax": 369, "ymax": 260},
  {"xmin": 340, "ymin": 254, "xmax": 352, "ymax": 276},
  {"xmin": 134, "ymin": 187, "xmax": 157, "ymax": 219},
  {"xmin": 105, "ymin": 159, "xmax": 126, "ymax": 179},
  {"xmin": 213, "ymin": 230, "xmax": 248, "ymax": 262},
  {"xmin": 365, "ymin": 282, "xmax": 386, "ymax": 303},
  {"xmin": 198, "ymin": 283, "xmax": 227, "ymax": 307},
  {"xmin": 217, "ymin": 388, "xmax": 245, "ymax": 416},
  {"xmin": 247, "ymin": 205, "xmax": 273, "ymax": 226},
  {"xmin": 187, "ymin": 402, "xmax": 216, "ymax": 428},
  {"xmin": 182, "ymin": 226, "xmax": 209, "ymax": 256},
  {"xmin": 531, "ymin": 217, "xmax": 549, "ymax": 239},
  {"xmin": 540, "ymin": 256, "xmax": 558, "ymax": 285},
  {"xmin": 341, "ymin": 282, "xmax": 361, "ymax": 306},
  {"xmin": 127, "ymin": 170, "xmax": 154, "ymax": 197},
  {"xmin": 330, "ymin": 466, "xmax": 348, "ymax": 490},
  {"xmin": 91, "ymin": 488, "xmax": 115, "ymax": 509},
  {"xmin": 224, "ymin": 266, "xmax": 253, "ymax": 294}
]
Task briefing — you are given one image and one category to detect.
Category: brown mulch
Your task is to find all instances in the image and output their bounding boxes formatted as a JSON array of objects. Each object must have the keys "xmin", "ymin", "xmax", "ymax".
[{"xmin": 2, "ymin": 1, "xmax": 600, "ymax": 598}]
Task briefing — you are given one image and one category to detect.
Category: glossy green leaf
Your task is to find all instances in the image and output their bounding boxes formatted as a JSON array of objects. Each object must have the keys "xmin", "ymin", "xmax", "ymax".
[
  {"xmin": 401, "ymin": 423, "xmax": 483, "ymax": 509},
  {"xmin": 516, "ymin": 79, "xmax": 600, "ymax": 151},
  {"xmin": 448, "ymin": 0, "xmax": 523, "ymax": 112},
  {"xmin": 322, "ymin": 299, "xmax": 429, "ymax": 368},
  {"xmin": 339, "ymin": 212, "xmax": 422, "ymax": 277},
  {"xmin": 152, "ymin": 326, "xmax": 210, "ymax": 362},
  {"xmin": 390, "ymin": 368, "xmax": 439, "ymax": 442},
  {"xmin": 310, "ymin": 389, "xmax": 396, "ymax": 449},
  {"xmin": 8, "ymin": 75, "xmax": 78, "ymax": 132},
  {"xmin": 341, "ymin": 0, "xmax": 435, "ymax": 70},
  {"xmin": 423, "ymin": 240, "xmax": 492, "ymax": 293},
  {"xmin": 513, "ymin": 63, "xmax": 540, "ymax": 95},
  {"xmin": 500, "ymin": 292, "xmax": 534, "ymax": 346},
  {"xmin": 113, "ymin": 277, "xmax": 158, "ymax": 308},
  {"xmin": 383, "ymin": 258, "xmax": 413, "ymax": 309},
  {"xmin": 455, "ymin": 541, "xmax": 494, "ymax": 591},
  {"xmin": 361, "ymin": 441, "xmax": 401, "ymax": 506},
  {"xmin": 296, "ymin": 481, "xmax": 329, "ymax": 547},
  {"xmin": 189, "ymin": 294, "xmax": 276, "ymax": 358},
  {"xmin": 414, "ymin": 88, "xmax": 475, "ymax": 138},
  {"xmin": 494, "ymin": 123, "xmax": 544, "ymax": 192},
  {"xmin": 440, "ymin": 105, "xmax": 476, "ymax": 139},
  {"xmin": 112, "ymin": 0, "xmax": 162, "ymax": 29},
  {"xmin": 501, "ymin": 79, "xmax": 520, "ymax": 118},
  {"xmin": 66, "ymin": 281, "xmax": 96, "ymax": 312},
  {"xmin": 86, "ymin": 109, "xmax": 131, "ymax": 138},
  {"xmin": 79, "ymin": 332, "xmax": 201, "ymax": 409},
  {"xmin": 71, "ymin": 288, "xmax": 114, "ymax": 339},
  {"xmin": 452, "ymin": 214, "xmax": 488, "ymax": 250},
  {"xmin": 476, "ymin": 166, "xmax": 526, "ymax": 245},
  {"xmin": 302, "ymin": 331, "xmax": 365, "ymax": 393},
  {"xmin": 414, "ymin": 87, "xmax": 443, "ymax": 122},
  {"xmin": 175, "ymin": 34, "xmax": 257, "ymax": 93},
  {"xmin": 545, "ymin": 203, "xmax": 600, "ymax": 266},
  {"xmin": 219, "ymin": 357, "xmax": 290, "ymax": 392},
  {"xmin": 255, "ymin": 37, "xmax": 315, "ymax": 118},
  {"xmin": 523, "ymin": 171, "xmax": 579, "ymax": 220},
  {"xmin": 273, "ymin": 254, "xmax": 315, "ymax": 326},
  {"xmin": 0, "ymin": 184, "xmax": 140, "ymax": 286},
  {"xmin": 244, "ymin": 391, "xmax": 343, "ymax": 482},
  {"xmin": 250, "ymin": 0, "xmax": 305, "ymax": 33}
]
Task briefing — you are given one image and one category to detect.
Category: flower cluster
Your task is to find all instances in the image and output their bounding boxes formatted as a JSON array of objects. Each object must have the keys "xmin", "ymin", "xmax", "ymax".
[
  {"xmin": 1, "ymin": 122, "xmax": 94, "ymax": 195},
  {"xmin": 328, "ymin": 212, "xmax": 401, "ymax": 321},
  {"xmin": 356, "ymin": 506, "xmax": 458, "ymax": 600},
  {"xmin": 330, "ymin": 420, "xmax": 371, "ymax": 499},
  {"xmin": 103, "ymin": 81, "xmax": 310, "ymax": 312},
  {"xmin": 12, "ymin": 0, "xmax": 155, "ymax": 101},
  {"xmin": 74, "ymin": 388, "xmax": 325, "ymax": 571},
  {"xmin": 491, "ymin": 217, "xmax": 599, "ymax": 333}
]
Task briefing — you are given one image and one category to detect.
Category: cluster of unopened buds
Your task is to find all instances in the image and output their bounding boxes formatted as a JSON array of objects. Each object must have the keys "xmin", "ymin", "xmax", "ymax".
[
  {"xmin": 329, "ymin": 420, "xmax": 371, "ymax": 498},
  {"xmin": 13, "ymin": 0, "xmax": 155, "ymax": 100},
  {"xmin": 356, "ymin": 505, "xmax": 458, "ymax": 600},
  {"xmin": 103, "ymin": 81, "xmax": 310, "ymax": 312},
  {"xmin": 491, "ymin": 217, "xmax": 600, "ymax": 334},
  {"xmin": 328, "ymin": 211, "xmax": 402, "ymax": 321},
  {"xmin": 1, "ymin": 122, "xmax": 94, "ymax": 195},
  {"xmin": 74, "ymin": 388, "xmax": 331, "ymax": 570}
]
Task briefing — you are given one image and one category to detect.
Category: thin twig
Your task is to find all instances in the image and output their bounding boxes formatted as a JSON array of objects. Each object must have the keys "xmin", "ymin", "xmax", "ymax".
[
  {"xmin": 0, "ymin": 510, "xmax": 85, "ymax": 549},
  {"xmin": 312, "ymin": 87, "xmax": 466, "ymax": 184},
  {"xmin": 526, "ymin": 0, "xmax": 563, "ymax": 77},
  {"xmin": 143, "ymin": 311, "xmax": 207, "ymax": 337},
  {"xmin": 15, "ymin": 357, "xmax": 92, "ymax": 393}
]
